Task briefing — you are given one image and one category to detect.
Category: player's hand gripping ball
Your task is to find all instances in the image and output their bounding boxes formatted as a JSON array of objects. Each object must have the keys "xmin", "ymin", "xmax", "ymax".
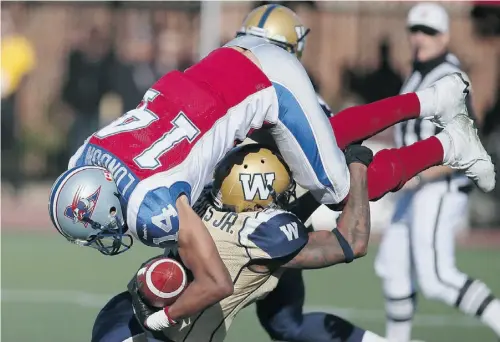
[{"xmin": 136, "ymin": 257, "xmax": 188, "ymax": 308}]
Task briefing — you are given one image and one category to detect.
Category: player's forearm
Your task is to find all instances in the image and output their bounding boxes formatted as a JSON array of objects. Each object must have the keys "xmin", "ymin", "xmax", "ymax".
[
  {"xmin": 169, "ymin": 196, "xmax": 233, "ymax": 320},
  {"xmin": 281, "ymin": 165, "xmax": 370, "ymax": 269},
  {"xmin": 335, "ymin": 164, "xmax": 370, "ymax": 258},
  {"xmin": 168, "ymin": 277, "xmax": 229, "ymax": 320},
  {"xmin": 281, "ymin": 230, "xmax": 353, "ymax": 269},
  {"xmin": 170, "ymin": 245, "xmax": 233, "ymax": 320}
]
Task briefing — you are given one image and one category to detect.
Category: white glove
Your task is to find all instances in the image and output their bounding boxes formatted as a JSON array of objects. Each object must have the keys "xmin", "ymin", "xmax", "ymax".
[{"xmin": 144, "ymin": 307, "xmax": 178, "ymax": 331}]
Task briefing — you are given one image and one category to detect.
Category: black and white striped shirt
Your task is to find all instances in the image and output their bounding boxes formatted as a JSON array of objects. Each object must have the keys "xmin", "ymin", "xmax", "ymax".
[{"xmin": 395, "ymin": 52, "xmax": 474, "ymax": 147}]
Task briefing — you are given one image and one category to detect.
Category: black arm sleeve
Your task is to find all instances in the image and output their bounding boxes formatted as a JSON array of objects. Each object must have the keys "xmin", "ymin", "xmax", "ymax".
[{"xmin": 289, "ymin": 192, "xmax": 322, "ymax": 223}]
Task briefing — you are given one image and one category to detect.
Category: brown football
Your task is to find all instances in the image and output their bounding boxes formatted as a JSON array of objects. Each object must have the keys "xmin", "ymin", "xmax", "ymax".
[{"xmin": 136, "ymin": 257, "xmax": 188, "ymax": 308}]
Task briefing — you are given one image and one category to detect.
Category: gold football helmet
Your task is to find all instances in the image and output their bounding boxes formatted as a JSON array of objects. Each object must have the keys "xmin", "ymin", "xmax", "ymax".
[
  {"xmin": 236, "ymin": 4, "xmax": 310, "ymax": 59},
  {"xmin": 211, "ymin": 144, "xmax": 296, "ymax": 213}
]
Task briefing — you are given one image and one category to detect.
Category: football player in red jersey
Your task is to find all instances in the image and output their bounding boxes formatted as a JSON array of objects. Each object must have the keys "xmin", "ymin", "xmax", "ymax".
[
  {"xmin": 49, "ymin": 14, "xmax": 494, "ymax": 329},
  {"xmin": 91, "ymin": 143, "xmax": 374, "ymax": 341}
]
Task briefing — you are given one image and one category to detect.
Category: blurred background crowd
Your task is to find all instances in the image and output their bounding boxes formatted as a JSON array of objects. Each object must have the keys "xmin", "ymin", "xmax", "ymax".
[{"xmin": 2, "ymin": 0, "xmax": 500, "ymax": 228}]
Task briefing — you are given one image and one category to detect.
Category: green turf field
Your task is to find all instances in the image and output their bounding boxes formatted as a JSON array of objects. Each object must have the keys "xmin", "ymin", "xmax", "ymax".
[{"xmin": 2, "ymin": 232, "xmax": 499, "ymax": 342}]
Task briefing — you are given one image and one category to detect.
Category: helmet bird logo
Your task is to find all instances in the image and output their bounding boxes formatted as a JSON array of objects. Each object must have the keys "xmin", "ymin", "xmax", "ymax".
[{"xmin": 64, "ymin": 186, "xmax": 102, "ymax": 227}]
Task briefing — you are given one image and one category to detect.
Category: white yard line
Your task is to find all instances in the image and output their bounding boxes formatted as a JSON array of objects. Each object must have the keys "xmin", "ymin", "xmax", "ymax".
[
  {"xmin": 1, "ymin": 289, "xmax": 110, "ymax": 308},
  {"xmin": 1, "ymin": 289, "xmax": 483, "ymax": 328}
]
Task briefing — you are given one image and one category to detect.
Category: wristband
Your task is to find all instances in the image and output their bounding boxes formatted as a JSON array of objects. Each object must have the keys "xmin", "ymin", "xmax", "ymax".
[{"xmin": 164, "ymin": 307, "xmax": 178, "ymax": 325}]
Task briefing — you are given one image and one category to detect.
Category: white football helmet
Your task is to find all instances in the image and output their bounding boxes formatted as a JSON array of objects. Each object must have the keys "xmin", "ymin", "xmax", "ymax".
[{"xmin": 48, "ymin": 166, "xmax": 132, "ymax": 255}]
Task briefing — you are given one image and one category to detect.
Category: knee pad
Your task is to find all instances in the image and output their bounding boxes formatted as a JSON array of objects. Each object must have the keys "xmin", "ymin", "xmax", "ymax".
[{"xmin": 385, "ymin": 293, "xmax": 417, "ymax": 322}]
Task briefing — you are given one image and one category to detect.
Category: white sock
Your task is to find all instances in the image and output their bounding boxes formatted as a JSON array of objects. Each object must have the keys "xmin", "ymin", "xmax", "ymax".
[
  {"xmin": 415, "ymin": 87, "xmax": 436, "ymax": 118},
  {"xmin": 362, "ymin": 330, "xmax": 387, "ymax": 342},
  {"xmin": 386, "ymin": 320, "xmax": 412, "ymax": 342},
  {"xmin": 480, "ymin": 298, "xmax": 500, "ymax": 337},
  {"xmin": 436, "ymin": 130, "xmax": 452, "ymax": 164}
]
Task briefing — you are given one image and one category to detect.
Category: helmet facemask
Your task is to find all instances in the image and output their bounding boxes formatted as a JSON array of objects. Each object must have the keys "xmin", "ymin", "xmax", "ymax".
[
  {"xmin": 70, "ymin": 193, "xmax": 133, "ymax": 256},
  {"xmin": 266, "ymin": 178, "xmax": 297, "ymax": 211}
]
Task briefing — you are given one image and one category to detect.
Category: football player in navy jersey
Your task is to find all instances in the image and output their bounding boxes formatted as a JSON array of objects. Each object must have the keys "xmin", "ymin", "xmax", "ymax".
[{"xmin": 92, "ymin": 143, "xmax": 378, "ymax": 341}]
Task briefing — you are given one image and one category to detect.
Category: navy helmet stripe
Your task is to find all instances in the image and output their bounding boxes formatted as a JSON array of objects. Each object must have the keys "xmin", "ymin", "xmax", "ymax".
[{"xmin": 258, "ymin": 4, "xmax": 278, "ymax": 28}]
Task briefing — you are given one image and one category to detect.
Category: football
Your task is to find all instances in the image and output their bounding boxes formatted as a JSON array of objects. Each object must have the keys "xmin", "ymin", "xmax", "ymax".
[{"xmin": 136, "ymin": 257, "xmax": 188, "ymax": 308}]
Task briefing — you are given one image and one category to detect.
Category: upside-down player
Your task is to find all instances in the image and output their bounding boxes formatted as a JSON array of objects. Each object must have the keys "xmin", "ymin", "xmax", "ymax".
[
  {"xmin": 49, "ymin": 24, "xmax": 495, "ymax": 329},
  {"xmin": 235, "ymin": 4, "xmax": 392, "ymax": 341},
  {"xmin": 91, "ymin": 143, "xmax": 376, "ymax": 341}
]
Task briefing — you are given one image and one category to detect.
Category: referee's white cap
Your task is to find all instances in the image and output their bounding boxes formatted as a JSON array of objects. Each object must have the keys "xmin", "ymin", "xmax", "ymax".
[{"xmin": 407, "ymin": 2, "xmax": 449, "ymax": 34}]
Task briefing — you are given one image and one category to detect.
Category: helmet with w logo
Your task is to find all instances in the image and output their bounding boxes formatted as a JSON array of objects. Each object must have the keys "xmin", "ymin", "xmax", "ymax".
[
  {"xmin": 211, "ymin": 144, "xmax": 296, "ymax": 213},
  {"xmin": 236, "ymin": 4, "xmax": 310, "ymax": 59}
]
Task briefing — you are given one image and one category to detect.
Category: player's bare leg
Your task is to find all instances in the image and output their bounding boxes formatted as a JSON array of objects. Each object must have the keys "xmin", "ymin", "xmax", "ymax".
[
  {"xmin": 331, "ymin": 73, "xmax": 469, "ymax": 149},
  {"xmin": 364, "ymin": 114, "xmax": 495, "ymax": 202}
]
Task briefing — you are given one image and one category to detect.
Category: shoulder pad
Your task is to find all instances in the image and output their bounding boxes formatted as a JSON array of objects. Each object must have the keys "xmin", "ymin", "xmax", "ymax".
[{"xmin": 239, "ymin": 209, "xmax": 308, "ymax": 260}]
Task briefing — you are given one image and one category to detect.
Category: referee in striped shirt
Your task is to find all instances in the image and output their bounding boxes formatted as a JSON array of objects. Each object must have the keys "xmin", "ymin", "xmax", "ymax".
[{"xmin": 375, "ymin": 3, "xmax": 500, "ymax": 341}]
